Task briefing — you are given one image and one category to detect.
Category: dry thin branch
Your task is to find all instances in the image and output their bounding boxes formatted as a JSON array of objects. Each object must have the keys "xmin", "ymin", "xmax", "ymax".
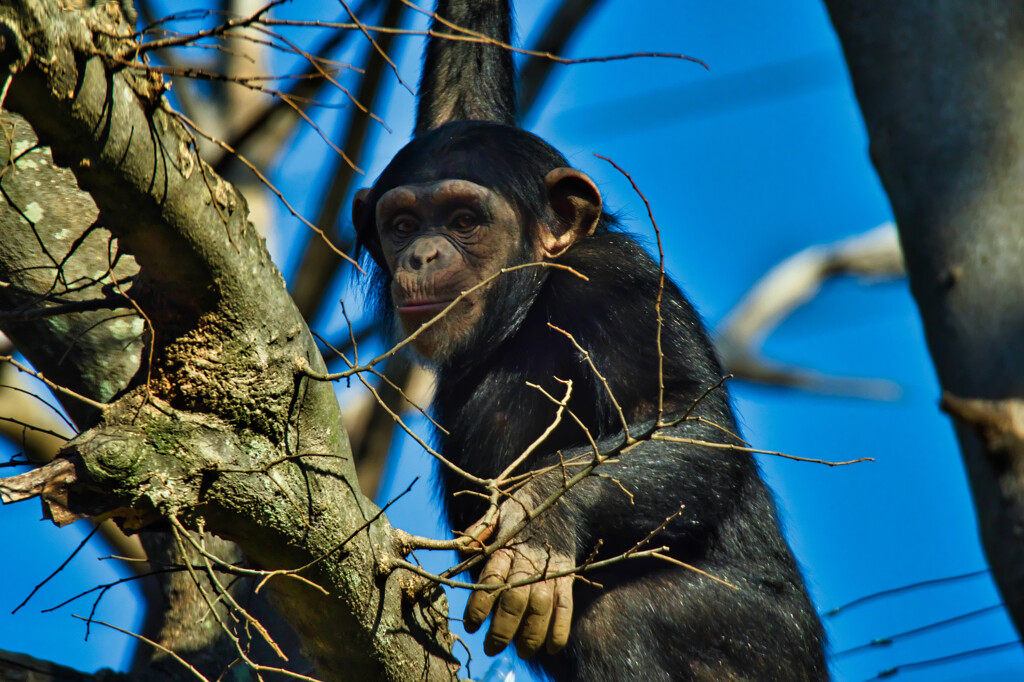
[
  {"xmin": 548, "ymin": 323, "xmax": 629, "ymax": 439},
  {"xmin": 73, "ymin": 616, "xmax": 209, "ymax": 681},
  {"xmin": 132, "ymin": 0, "xmax": 291, "ymax": 54},
  {"xmin": 290, "ymin": 0, "xmax": 407, "ymax": 320},
  {"xmin": 134, "ymin": 4, "xmax": 390, "ymax": 157},
  {"xmin": 396, "ymin": 509, "xmax": 739, "ymax": 595},
  {"xmin": 313, "ymin": 330, "xmax": 481, "ymax": 485},
  {"xmin": 394, "ymin": 546, "xmax": 667, "ymax": 592},
  {"xmin": 12, "ymin": 517, "xmax": 98, "ymax": 611},
  {"xmin": 350, "ymin": 363, "xmax": 482, "ymax": 485},
  {"xmin": 302, "ymin": 262, "xmax": 587, "ymax": 383},
  {"xmin": 593, "ymin": 153, "xmax": 667, "ymax": 422},
  {"xmin": 170, "ymin": 109, "xmax": 361, "ymax": 270},
  {"xmin": 0, "ymin": 296, "xmax": 130, "ymax": 322},
  {"xmin": 518, "ymin": 0, "xmax": 603, "ymax": 116},
  {"xmin": 192, "ymin": 524, "xmax": 288, "ymax": 662},
  {"xmin": 340, "ymin": 0, "xmax": 412, "ymax": 93},
  {"xmin": 211, "ymin": 0, "xmax": 376, "ymax": 168},
  {"xmin": 498, "ymin": 379, "xmax": 573, "ymax": 480},
  {"xmin": 41, "ymin": 567, "xmax": 179, "ymax": 614},
  {"xmin": 247, "ymin": 23, "xmax": 387, "ymax": 133},
  {"xmin": 277, "ymin": 477, "xmax": 419, "ymax": 582},
  {"xmin": 0, "ymin": 355, "xmax": 107, "ymax": 412},
  {"xmin": 397, "ymin": 0, "xmax": 708, "ymax": 69},
  {"xmin": 318, "ymin": 302, "xmax": 443, "ymax": 433},
  {"xmin": 162, "ymin": 519, "xmax": 330, "ymax": 597},
  {"xmin": 105, "ymin": 242, "xmax": 156, "ymax": 407},
  {"xmin": 168, "ymin": 521, "xmax": 320, "ymax": 681},
  {"xmin": 0, "ymin": 416, "xmax": 69, "ymax": 442},
  {"xmin": 651, "ymin": 433, "xmax": 874, "ymax": 466},
  {"xmin": 441, "ymin": 404, "xmax": 872, "ymax": 584},
  {"xmin": 187, "ymin": 15, "xmax": 708, "ymax": 70}
]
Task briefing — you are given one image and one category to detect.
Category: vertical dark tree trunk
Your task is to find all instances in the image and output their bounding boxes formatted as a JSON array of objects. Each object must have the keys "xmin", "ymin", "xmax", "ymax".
[{"xmin": 825, "ymin": 1, "xmax": 1024, "ymax": 636}]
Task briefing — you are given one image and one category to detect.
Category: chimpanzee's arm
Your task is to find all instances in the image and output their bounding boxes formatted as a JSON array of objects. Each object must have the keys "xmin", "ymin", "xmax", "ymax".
[
  {"xmin": 508, "ymin": 416, "xmax": 749, "ymax": 560},
  {"xmin": 416, "ymin": 0, "xmax": 517, "ymax": 134},
  {"xmin": 463, "ymin": 417, "xmax": 754, "ymax": 656}
]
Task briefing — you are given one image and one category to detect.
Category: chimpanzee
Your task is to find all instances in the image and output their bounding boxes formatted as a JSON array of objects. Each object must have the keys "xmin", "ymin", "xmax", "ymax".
[{"xmin": 352, "ymin": 1, "xmax": 827, "ymax": 680}]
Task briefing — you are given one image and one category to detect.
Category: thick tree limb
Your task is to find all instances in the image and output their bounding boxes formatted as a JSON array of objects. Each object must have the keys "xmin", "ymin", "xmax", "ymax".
[
  {"xmin": 0, "ymin": 106, "xmax": 292, "ymax": 679},
  {"xmin": 0, "ymin": 0, "xmax": 457, "ymax": 678}
]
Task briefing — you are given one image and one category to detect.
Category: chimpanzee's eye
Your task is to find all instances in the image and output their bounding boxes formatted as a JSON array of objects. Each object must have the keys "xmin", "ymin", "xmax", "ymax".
[
  {"xmin": 451, "ymin": 211, "xmax": 478, "ymax": 232},
  {"xmin": 392, "ymin": 217, "xmax": 418, "ymax": 234}
]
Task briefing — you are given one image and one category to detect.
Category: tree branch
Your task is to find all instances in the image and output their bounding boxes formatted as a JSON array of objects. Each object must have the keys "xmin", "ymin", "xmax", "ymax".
[{"xmin": 0, "ymin": 0, "xmax": 458, "ymax": 678}]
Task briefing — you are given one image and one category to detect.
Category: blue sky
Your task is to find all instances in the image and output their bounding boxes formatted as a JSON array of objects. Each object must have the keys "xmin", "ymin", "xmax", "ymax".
[{"xmin": 2, "ymin": 2, "xmax": 1022, "ymax": 680}]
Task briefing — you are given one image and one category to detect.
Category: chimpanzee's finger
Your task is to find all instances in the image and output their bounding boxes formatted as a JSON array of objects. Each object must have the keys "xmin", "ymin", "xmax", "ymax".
[
  {"xmin": 464, "ymin": 548, "xmax": 513, "ymax": 633},
  {"xmin": 546, "ymin": 574, "xmax": 574, "ymax": 654},
  {"xmin": 483, "ymin": 551, "xmax": 535, "ymax": 655},
  {"xmin": 515, "ymin": 577, "xmax": 554, "ymax": 658}
]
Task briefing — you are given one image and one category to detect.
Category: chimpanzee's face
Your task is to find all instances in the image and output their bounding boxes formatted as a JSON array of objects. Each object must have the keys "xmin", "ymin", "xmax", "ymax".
[
  {"xmin": 353, "ymin": 169, "xmax": 603, "ymax": 360},
  {"xmin": 373, "ymin": 179, "xmax": 524, "ymax": 359}
]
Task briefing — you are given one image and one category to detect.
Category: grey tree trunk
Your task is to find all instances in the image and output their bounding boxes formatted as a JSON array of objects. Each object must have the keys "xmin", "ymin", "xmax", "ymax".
[{"xmin": 825, "ymin": 1, "xmax": 1024, "ymax": 636}]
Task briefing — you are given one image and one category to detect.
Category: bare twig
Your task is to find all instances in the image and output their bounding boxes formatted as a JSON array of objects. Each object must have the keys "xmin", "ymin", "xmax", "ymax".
[
  {"xmin": 165, "ymin": 516, "xmax": 328, "ymax": 596},
  {"xmin": 593, "ymin": 153, "xmax": 667, "ymax": 423},
  {"xmin": 548, "ymin": 323, "xmax": 629, "ymax": 439},
  {"xmin": 133, "ymin": 0, "xmax": 291, "ymax": 54},
  {"xmin": 159, "ymin": 14, "xmax": 708, "ymax": 71},
  {"xmin": 518, "ymin": 0, "xmax": 603, "ymax": 116},
  {"xmin": 171, "ymin": 109, "xmax": 361, "ymax": 270},
  {"xmin": 313, "ymin": 330, "xmax": 481, "ymax": 485},
  {"xmin": 397, "ymin": 0, "xmax": 708, "ymax": 69},
  {"xmin": 498, "ymin": 379, "xmax": 573, "ymax": 480},
  {"xmin": 302, "ymin": 262, "xmax": 587, "ymax": 383},
  {"xmin": 651, "ymin": 433, "xmax": 873, "ymax": 466},
  {"xmin": 12, "ymin": 514, "xmax": 98, "ymax": 611},
  {"xmin": 340, "ymin": 0, "xmax": 412, "ymax": 93},
  {"xmin": 0, "ymin": 355, "xmax": 107, "ymax": 412},
  {"xmin": 73, "ymin": 615, "xmax": 209, "ymax": 681}
]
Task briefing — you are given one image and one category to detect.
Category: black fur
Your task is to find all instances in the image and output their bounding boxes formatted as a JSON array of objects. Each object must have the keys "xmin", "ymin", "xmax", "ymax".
[
  {"xmin": 355, "ymin": 122, "xmax": 827, "ymax": 681},
  {"xmin": 354, "ymin": 1, "xmax": 827, "ymax": 678}
]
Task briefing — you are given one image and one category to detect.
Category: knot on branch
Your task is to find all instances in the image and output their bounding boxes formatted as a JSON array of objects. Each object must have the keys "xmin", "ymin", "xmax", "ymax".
[
  {"xmin": 77, "ymin": 429, "xmax": 151, "ymax": 483},
  {"xmin": 942, "ymin": 392, "xmax": 1024, "ymax": 472},
  {"xmin": 59, "ymin": 410, "xmax": 242, "ymax": 530}
]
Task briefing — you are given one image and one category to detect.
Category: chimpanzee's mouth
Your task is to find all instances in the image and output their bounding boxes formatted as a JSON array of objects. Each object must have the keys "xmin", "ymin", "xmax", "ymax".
[{"xmin": 396, "ymin": 299, "xmax": 455, "ymax": 317}]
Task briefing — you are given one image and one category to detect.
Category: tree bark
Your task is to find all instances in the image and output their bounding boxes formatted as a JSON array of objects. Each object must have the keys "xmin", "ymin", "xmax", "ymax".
[
  {"xmin": 825, "ymin": 0, "xmax": 1024, "ymax": 636},
  {"xmin": 0, "ymin": 0, "xmax": 458, "ymax": 679}
]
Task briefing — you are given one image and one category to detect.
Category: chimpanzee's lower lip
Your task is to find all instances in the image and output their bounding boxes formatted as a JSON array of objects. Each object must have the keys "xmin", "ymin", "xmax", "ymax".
[{"xmin": 397, "ymin": 301, "xmax": 454, "ymax": 316}]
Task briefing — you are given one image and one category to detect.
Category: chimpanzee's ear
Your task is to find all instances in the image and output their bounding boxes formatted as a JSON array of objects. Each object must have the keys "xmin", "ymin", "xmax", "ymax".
[
  {"xmin": 352, "ymin": 188, "xmax": 372, "ymax": 228},
  {"xmin": 539, "ymin": 168, "xmax": 602, "ymax": 258}
]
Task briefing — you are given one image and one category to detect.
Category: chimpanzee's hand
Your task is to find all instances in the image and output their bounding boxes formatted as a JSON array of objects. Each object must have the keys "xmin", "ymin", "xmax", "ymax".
[{"xmin": 462, "ymin": 502, "xmax": 576, "ymax": 658}]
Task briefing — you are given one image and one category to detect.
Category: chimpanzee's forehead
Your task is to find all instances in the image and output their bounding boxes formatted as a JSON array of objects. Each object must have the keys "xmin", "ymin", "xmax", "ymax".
[
  {"xmin": 382, "ymin": 147, "xmax": 510, "ymax": 188},
  {"xmin": 369, "ymin": 123, "xmax": 573, "ymax": 220},
  {"xmin": 376, "ymin": 178, "xmax": 497, "ymax": 210}
]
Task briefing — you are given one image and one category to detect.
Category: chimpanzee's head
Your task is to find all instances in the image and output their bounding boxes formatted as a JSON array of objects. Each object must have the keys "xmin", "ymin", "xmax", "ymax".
[{"xmin": 353, "ymin": 121, "xmax": 604, "ymax": 361}]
